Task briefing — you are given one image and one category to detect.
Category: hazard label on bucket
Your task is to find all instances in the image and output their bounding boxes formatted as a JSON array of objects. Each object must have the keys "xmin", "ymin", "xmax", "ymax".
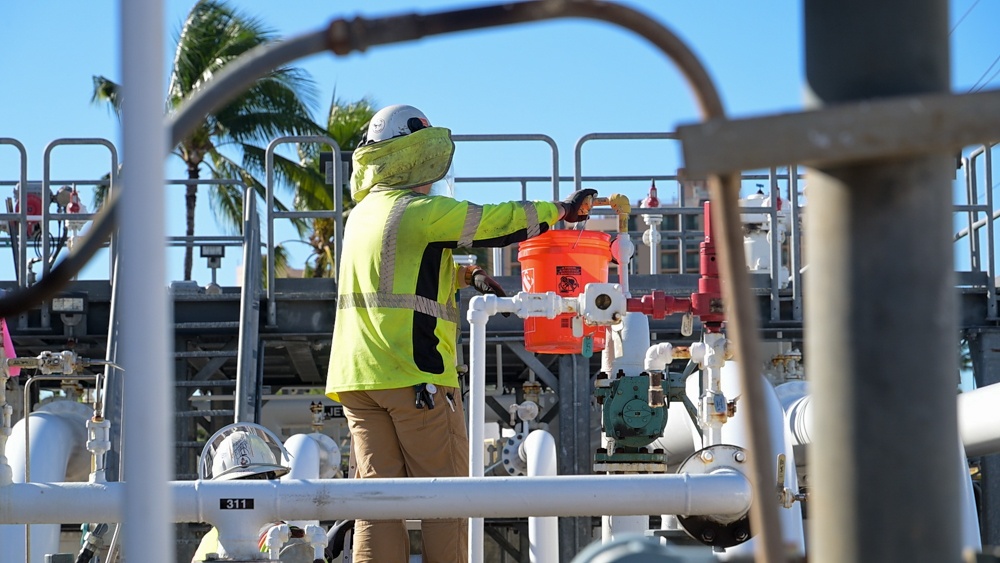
[
  {"xmin": 558, "ymin": 276, "xmax": 580, "ymax": 294},
  {"xmin": 556, "ymin": 266, "xmax": 582, "ymax": 275}
]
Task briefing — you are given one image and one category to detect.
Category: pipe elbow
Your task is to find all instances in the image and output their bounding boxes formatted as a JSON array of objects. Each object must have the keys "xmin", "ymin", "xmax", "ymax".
[
  {"xmin": 467, "ymin": 295, "xmax": 490, "ymax": 323},
  {"xmin": 644, "ymin": 342, "xmax": 675, "ymax": 372}
]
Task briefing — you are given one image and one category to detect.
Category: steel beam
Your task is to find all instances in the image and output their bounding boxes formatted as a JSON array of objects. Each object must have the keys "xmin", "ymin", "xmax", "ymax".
[{"xmin": 678, "ymin": 89, "xmax": 1000, "ymax": 177}]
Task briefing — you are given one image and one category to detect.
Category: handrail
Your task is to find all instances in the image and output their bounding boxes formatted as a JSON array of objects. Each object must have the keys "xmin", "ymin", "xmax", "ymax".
[
  {"xmin": 453, "ymin": 134, "xmax": 560, "ymax": 201},
  {"xmin": 42, "ymin": 139, "xmax": 119, "ymax": 280},
  {"xmin": 954, "ymin": 143, "xmax": 999, "ymax": 320},
  {"xmin": 0, "ymin": 138, "xmax": 29, "ymax": 295},
  {"xmin": 264, "ymin": 135, "xmax": 342, "ymax": 327}
]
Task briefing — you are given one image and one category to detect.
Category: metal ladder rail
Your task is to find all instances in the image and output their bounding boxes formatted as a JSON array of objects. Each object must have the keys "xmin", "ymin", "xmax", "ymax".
[
  {"xmin": 264, "ymin": 135, "xmax": 343, "ymax": 327},
  {"xmin": 41, "ymin": 139, "xmax": 119, "ymax": 328},
  {"xmin": 954, "ymin": 143, "xmax": 999, "ymax": 321}
]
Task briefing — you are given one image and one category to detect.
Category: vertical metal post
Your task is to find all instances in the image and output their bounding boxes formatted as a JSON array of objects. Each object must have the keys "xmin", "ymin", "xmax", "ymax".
[
  {"xmin": 805, "ymin": 1, "xmax": 961, "ymax": 561},
  {"xmin": 103, "ymin": 254, "xmax": 122, "ymax": 482},
  {"xmin": 235, "ymin": 194, "xmax": 260, "ymax": 423},
  {"xmin": 788, "ymin": 164, "xmax": 803, "ymax": 321},
  {"xmin": 557, "ymin": 353, "xmax": 591, "ymax": 562},
  {"xmin": 768, "ymin": 167, "xmax": 782, "ymax": 321},
  {"xmin": 120, "ymin": 0, "xmax": 173, "ymax": 561}
]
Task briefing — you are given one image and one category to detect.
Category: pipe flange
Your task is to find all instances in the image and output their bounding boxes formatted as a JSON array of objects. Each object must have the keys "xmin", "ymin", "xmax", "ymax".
[
  {"xmin": 675, "ymin": 444, "xmax": 752, "ymax": 548},
  {"xmin": 500, "ymin": 431, "xmax": 527, "ymax": 476}
]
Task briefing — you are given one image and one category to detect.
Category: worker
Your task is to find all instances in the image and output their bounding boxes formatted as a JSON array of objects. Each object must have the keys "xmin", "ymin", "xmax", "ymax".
[
  {"xmin": 191, "ymin": 424, "xmax": 316, "ymax": 563},
  {"xmin": 325, "ymin": 103, "xmax": 597, "ymax": 563}
]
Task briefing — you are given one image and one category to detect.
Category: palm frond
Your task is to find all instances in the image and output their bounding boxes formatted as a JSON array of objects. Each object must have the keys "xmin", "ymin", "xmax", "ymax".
[
  {"xmin": 209, "ymin": 151, "xmax": 309, "ymax": 237},
  {"xmin": 168, "ymin": 0, "xmax": 276, "ymax": 103},
  {"xmin": 91, "ymin": 76, "xmax": 123, "ymax": 121}
]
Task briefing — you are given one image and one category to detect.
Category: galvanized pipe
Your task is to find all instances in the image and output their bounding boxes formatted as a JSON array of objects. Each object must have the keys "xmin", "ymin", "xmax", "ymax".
[{"xmin": 804, "ymin": 1, "xmax": 960, "ymax": 561}]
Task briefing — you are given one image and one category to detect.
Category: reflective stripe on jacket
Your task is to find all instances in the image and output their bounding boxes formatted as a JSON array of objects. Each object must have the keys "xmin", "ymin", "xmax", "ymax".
[{"xmin": 325, "ymin": 189, "xmax": 561, "ymax": 400}]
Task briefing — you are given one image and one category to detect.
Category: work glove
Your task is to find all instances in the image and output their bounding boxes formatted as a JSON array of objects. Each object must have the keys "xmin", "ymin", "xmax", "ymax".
[
  {"xmin": 560, "ymin": 188, "xmax": 598, "ymax": 223},
  {"xmin": 469, "ymin": 268, "xmax": 510, "ymax": 317}
]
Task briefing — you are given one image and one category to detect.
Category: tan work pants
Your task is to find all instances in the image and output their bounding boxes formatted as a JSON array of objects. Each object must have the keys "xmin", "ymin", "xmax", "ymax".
[{"xmin": 340, "ymin": 386, "xmax": 469, "ymax": 563}]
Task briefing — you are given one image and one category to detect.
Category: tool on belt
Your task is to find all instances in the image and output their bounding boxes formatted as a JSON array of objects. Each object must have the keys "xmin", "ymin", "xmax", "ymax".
[{"xmin": 415, "ymin": 383, "xmax": 436, "ymax": 409}]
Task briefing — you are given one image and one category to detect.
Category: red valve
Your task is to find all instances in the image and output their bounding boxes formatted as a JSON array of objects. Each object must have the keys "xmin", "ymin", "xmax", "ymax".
[
  {"xmin": 629, "ymin": 201, "xmax": 725, "ymax": 332},
  {"xmin": 626, "ymin": 291, "xmax": 691, "ymax": 320},
  {"xmin": 640, "ymin": 180, "xmax": 659, "ymax": 208}
]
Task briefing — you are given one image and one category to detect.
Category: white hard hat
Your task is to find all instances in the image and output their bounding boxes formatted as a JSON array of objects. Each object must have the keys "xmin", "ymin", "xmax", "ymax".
[
  {"xmin": 361, "ymin": 104, "xmax": 431, "ymax": 145},
  {"xmin": 201, "ymin": 423, "xmax": 290, "ymax": 481}
]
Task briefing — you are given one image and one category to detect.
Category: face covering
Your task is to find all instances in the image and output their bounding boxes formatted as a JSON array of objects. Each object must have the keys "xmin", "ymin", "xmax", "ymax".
[
  {"xmin": 428, "ymin": 163, "xmax": 456, "ymax": 198},
  {"xmin": 350, "ymin": 127, "xmax": 455, "ymax": 203}
]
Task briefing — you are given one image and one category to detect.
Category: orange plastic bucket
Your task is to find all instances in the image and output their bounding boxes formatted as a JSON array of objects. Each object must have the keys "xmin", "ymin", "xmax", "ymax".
[{"xmin": 518, "ymin": 229, "xmax": 612, "ymax": 354}]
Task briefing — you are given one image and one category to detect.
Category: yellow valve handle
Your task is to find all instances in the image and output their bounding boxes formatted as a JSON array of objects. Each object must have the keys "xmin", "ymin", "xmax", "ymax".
[{"xmin": 588, "ymin": 194, "xmax": 632, "ymax": 233}]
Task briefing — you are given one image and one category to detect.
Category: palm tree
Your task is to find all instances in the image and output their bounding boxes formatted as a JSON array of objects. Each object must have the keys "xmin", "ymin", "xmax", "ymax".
[
  {"xmin": 293, "ymin": 94, "xmax": 376, "ymax": 278},
  {"xmin": 92, "ymin": 0, "xmax": 320, "ymax": 280}
]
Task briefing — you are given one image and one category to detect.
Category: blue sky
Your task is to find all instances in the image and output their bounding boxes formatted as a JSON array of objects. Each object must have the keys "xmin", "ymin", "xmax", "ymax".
[{"xmin": 1, "ymin": 0, "xmax": 999, "ymax": 284}]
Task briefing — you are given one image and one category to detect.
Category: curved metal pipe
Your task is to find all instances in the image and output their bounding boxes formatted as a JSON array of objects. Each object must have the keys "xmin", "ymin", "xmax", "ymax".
[
  {"xmin": 281, "ymin": 433, "xmax": 338, "ymax": 530},
  {"xmin": 717, "ymin": 362, "xmax": 805, "ymax": 558},
  {"xmin": 0, "ymin": 407, "xmax": 91, "ymax": 563}
]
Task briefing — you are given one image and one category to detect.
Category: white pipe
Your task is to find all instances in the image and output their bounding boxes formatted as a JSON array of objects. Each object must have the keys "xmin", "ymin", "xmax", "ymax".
[
  {"xmin": 468, "ymin": 296, "xmax": 491, "ymax": 563},
  {"xmin": 643, "ymin": 342, "xmax": 674, "ymax": 372},
  {"xmin": 717, "ymin": 361, "xmax": 805, "ymax": 559},
  {"xmin": 468, "ymin": 291, "xmax": 622, "ymax": 560},
  {"xmin": 609, "ymin": 313, "xmax": 650, "ymax": 378},
  {"xmin": 525, "ymin": 430, "xmax": 558, "ymax": 563},
  {"xmin": 785, "ymin": 394, "xmax": 814, "ymax": 448},
  {"xmin": 615, "ymin": 234, "xmax": 635, "ymax": 298},
  {"xmin": 788, "ymin": 380, "xmax": 1000, "ymax": 457},
  {"xmin": 120, "ymin": 0, "xmax": 171, "ymax": 562},
  {"xmin": 957, "ymin": 434, "xmax": 982, "ymax": 552},
  {"xmin": 0, "ymin": 473, "xmax": 751, "ymax": 524},
  {"xmin": 282, "ymin": 433, "xmax": 341, "ymax": 530},
  {"xmin": 601, "ymin": 313, "xmax": 652, "ymax": 542},
  {"xmin": 784, "ymin": 384, "xmax": 984, "ymax": 553},
  {"xmin": 958, "ymin": 381, "xmax": 1000, "ymax": 457},
  {"xmin": 643, "ymin": 215, "xmax": 663, "ymax": 275},
  {"xmin": 694, "ymin": 333, "xmax": 728, "ymax": 447},
  {"xmin": 0, "ymin": 406, "xmax": 91, "ymax": 563}
]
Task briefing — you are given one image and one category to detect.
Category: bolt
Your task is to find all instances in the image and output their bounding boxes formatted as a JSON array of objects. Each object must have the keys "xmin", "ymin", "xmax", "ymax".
[
  {"xmin": 701, "ymin": 450, "xmax": 714, "ymax": 463},
  {"xmin": 701, "ymin": 528, "xmax": 716, "ymax": 543},
  {"xmin": 735, "ymin": 528, "xmax": 749, "ymax": 542},
  {"xmin": 734, "ymin": 451, "xmax": 746, "ymax": 463}
]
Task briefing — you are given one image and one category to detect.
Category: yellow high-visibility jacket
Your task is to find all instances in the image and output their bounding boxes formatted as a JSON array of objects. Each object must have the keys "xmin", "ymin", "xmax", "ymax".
[{"xmin": 325, "ymin": 189, "xmax": 561, "ymax": 400}]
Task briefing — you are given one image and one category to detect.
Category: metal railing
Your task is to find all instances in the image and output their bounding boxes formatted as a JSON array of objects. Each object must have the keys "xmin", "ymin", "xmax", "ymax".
[
  {"xmin": 1, "ymin": 135, "xmax": 998, "ymax": 327},
  {"xmin": 263, "ymin": 135, "xmax": 341, "ymax": 327},
  {"xmin": 955, "ymin": 143, "xmax": 999, "ymax": 320}
]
